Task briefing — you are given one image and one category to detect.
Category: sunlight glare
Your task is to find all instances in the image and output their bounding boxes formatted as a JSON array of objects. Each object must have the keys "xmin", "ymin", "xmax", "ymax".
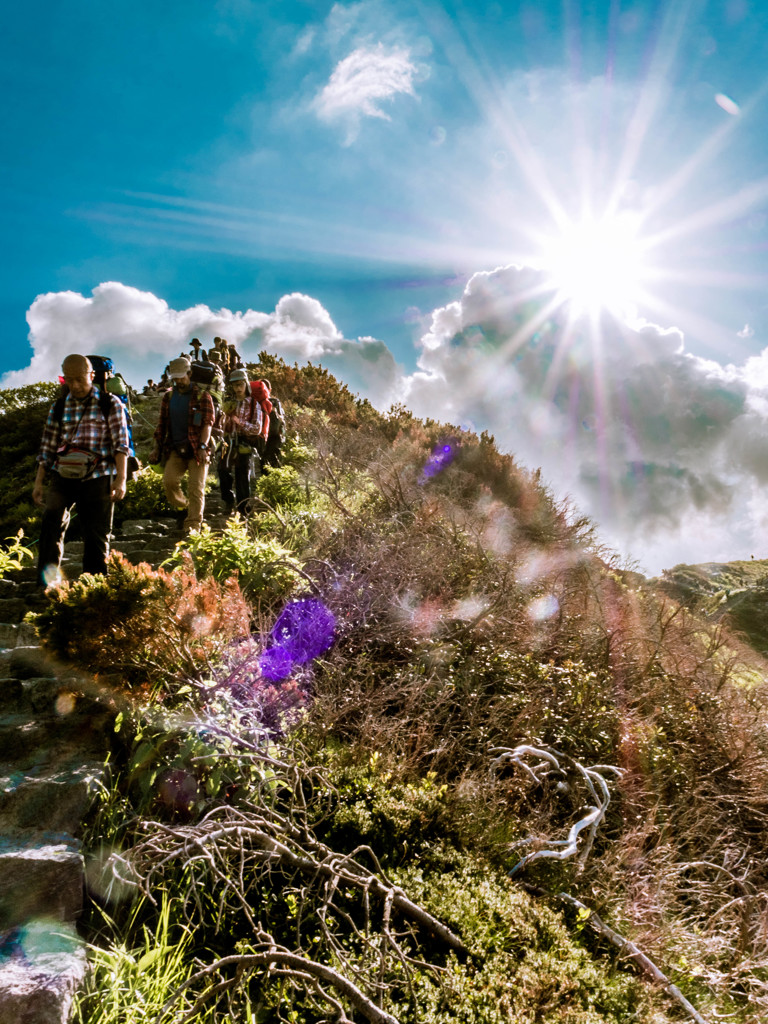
[{"xmin": 541, "ymin": 213, "xmax": 648, "ymax": 319}]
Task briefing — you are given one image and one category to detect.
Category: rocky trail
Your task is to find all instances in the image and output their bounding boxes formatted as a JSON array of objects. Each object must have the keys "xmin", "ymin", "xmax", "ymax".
[{"xmin": 0, "ymin": 494, "xmax": 231, "ymax": 1024}]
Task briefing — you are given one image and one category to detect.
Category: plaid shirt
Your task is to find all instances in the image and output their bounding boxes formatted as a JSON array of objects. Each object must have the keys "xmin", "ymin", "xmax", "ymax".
[
  {"xmin": 38, "ymin": 387, "xmax": 131, "ymax": 480},
  {"xmin": 228, "ymin": 396, "xmax": 263, "ymax": 440},
  {"xmin": 154, "ymin": 385, "xmax": 215, "ymax": 462}
]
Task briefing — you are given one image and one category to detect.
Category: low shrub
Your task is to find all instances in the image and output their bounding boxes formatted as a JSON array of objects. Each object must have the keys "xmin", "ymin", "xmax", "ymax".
[
  {"xmin": 117, "ymin": 466, "xmax": 175, "ymax": 522},
  {"xmin": 0, "ymin": 530, "xmax": 34, "ymax": 576},
  {"xmin": 163, "ymin": 517, "xmax": 301, "ymax": 603},
  {"xmin": 254, "ymin": 465, "xmax": 305, "ymax": 509},
  {"xmin": 35, "ymin": 552, "xmax": 250, "ymax": 693}
]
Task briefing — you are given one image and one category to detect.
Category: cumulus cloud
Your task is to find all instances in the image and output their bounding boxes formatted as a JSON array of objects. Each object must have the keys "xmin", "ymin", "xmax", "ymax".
[
  {"xmin": 9, "ymin": 272, "xmax": 768, "ymax": 573},
  {"xmin": 400, "ymin": 264, "xmax": 768, "ymax": 573},
  {"xmin": 3, "ymin": 282, "xmax": 401, "ymax": 410},
  {"xmin": 313, "ymin": 43, "xmax": 419, "ymax": 142}
]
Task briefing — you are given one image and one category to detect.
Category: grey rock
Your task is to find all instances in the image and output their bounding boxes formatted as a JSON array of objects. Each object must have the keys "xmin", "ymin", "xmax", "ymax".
[
  {"xmin": 15, "ymin": 624, "xmax": 38, "ymax": 648},
  {"xmin": 118, "ymin": 520, "xmax": 152, "ymax": 535},
  {"xmin": 0, "ymin": 600, "xmax": 27, "ymax": 625},
  {"xmin": 0, "ymin": 920, "xmax": 86, "ymax": 1024},
  {"xmin": 0, "ymin": 626, "xmax": 18, "ymax": 650},
  {"xmin": 141, "ymin": 537, "xmax": 175, "ymax": 555},
  {"xmin": 0, "ymin": 680, "xmax": 23, "ymax": 714},
  {"xmin": 0, "ymin": 717, "xmax": 50, "ymax": 761},
  {"xmin": 0, "ymin": 757, "xmax": 106, "ymax": 834},
  {"xmin": 0, "ymin": 835, "xmax": 83, "ymax": 930},
  {"xmin": 9, "ymin": 648, "xmax": 53, "ymax": 682},
  {"xmin": 112, "ymin": 539, "xmax": 149, "ymax": 555}
]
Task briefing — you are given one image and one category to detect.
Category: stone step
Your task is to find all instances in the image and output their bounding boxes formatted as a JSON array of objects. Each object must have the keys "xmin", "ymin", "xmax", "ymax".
[
  {"xmin": 0, "ymin": 754, "xmax": 107, "ymax": 834},
  {"xmin": 0, "ymin": 717, "xmax": 53, "ymax": 762},
  {"xmin": 0, "ymin": 622, "xmax": 38, "ymax": 650},
  {"xmin": 0, "ymin": 674, "xmax": 106, "ymax": 719},
  {"xmin": 0, "ymin": 919, "xmax": 86, "ymax": 1024},
  {"xmin": 0, "ymin": 833, "xmax": 83, "ymax": 931},
  {"xmin": 8, "ymin": 647, "xmax": 56, "ymax": 682},
  {"xmin": 0, "ymin": 600, "xmax": 28, "ymax": 626},
  {"xmin": 0, "ymin": 704, "xmax": 113, "ymax": 762}
]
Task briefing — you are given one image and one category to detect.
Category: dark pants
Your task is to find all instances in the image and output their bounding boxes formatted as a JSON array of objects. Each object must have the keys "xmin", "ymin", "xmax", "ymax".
[
  {"xmin": 37, "ymin": 473, "xmax": 113, "ymax": 586},
  {"xmin": 262, "ymin": 435, "xmax": 283, "ymax": 469},
  {"xmin": 218, "ymin": 446, "xmax": 259, "ymax": 514}
]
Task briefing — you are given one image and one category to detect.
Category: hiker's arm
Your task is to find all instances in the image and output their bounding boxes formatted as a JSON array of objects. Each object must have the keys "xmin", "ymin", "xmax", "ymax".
[
  {"xmin": 111, "ymin": 453, "xmax": 128, "ymax": 502},
  {"xmin": 32, "ymin": 464, "xmax": 47, "ymax": 507},
  {"xmin": 197, "ymin": 393, "xmax": 214, "ymax": 454}
]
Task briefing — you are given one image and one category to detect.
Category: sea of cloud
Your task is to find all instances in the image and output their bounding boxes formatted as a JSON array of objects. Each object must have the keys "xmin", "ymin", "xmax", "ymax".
[{"xmin": 6, "ymin": 271, "xmax": 768, "ymax": 575}]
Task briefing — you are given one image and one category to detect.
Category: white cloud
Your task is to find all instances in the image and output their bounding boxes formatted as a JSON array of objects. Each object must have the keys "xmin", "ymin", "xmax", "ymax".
[
  {"xmin": 738, "ymin": 323, "xmax": 754, "ymax": 338},
  {"xmin": 400, "ymin": 264, "xmax": 768, "ymax": 574},
  {"xmin": 9, "ymin": 273, "xmax": 768, "ymax": 574},
  {"xmin": 313, "ymin": 43, "xmax": 419, "ymax": 142},
  {"xmin": 3, "ymin": 282, "xmax": 401, "ymax": 410}
]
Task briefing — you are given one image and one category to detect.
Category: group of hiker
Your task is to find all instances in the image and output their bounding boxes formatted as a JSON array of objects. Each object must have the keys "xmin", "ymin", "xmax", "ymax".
[{"xmin": 33, "ymin": 343, "xmax": 286, "ymax": 588}]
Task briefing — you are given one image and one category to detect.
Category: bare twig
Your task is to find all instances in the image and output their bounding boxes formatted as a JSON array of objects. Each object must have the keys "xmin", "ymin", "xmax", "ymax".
[{"xmin": 490, "ymin": 744, "xmax": 623, "ymax": 876}]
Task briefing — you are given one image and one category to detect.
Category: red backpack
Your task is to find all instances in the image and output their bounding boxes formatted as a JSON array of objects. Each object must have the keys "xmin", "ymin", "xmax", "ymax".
[{"xmin": 249, "ymin": 380, "xmax": 272, "ymax": 439}]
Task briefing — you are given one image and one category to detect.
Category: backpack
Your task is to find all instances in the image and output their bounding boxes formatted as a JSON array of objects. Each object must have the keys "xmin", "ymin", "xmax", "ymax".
[
  {"xmin": 249, "ymin": 381, "xmax": 272, "ymax": 439},
  {"xmin": 190, "ymin": 360, "xmax": 224, "ymax": 413},
  {"xmin": 267, "ymin": 396, "xmax": 286, "ymax": 442}
]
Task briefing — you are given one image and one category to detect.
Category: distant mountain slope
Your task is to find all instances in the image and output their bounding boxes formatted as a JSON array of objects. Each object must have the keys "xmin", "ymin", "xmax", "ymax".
[{"xmin": 654, "ymin": 559, "xmax": 768, "ymax": 656}]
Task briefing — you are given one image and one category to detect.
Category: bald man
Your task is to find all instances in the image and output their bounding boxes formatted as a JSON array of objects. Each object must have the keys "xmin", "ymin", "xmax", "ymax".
[{"xmin": 33, "ymin": 354, "xmax": 131, "ymax": 587}]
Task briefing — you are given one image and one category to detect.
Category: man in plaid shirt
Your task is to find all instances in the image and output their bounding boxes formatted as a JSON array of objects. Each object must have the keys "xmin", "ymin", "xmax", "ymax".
[{"xmin": 33, "ymin": 353, "xmax": 131, "ymax": 586}]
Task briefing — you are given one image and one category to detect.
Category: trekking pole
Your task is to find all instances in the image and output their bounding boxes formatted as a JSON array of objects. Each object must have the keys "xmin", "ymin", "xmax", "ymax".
[{"xmin": 224, "ymin": 429, "xmax": 237, "ymax": 470}]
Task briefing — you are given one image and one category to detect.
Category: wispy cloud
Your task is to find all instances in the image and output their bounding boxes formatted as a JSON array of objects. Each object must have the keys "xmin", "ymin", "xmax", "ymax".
[{"xmin": 313, "ymin": 43, "xmax": 420, "ymax": 143}]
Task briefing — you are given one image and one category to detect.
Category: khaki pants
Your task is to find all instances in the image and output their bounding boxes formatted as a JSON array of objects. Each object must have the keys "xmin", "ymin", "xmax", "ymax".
[{"xmin": 163, "ymin": 451, "xmax": 208, "ymax": 531}]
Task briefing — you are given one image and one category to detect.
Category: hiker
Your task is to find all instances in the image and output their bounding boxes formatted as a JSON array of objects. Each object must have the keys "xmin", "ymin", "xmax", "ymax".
[
  {"xmin": 32, "ymin": 353, "xmax": 131, "ymax": 587},
  {"xmin": 260, "ymin": 379, "xmax": 286, "ymax": 469},
  {"xmin": 228, "ymin": 343, "xmax": 243, "ymax": 370},
  {"xmin": 218, "ymin": 368, "xmax": 266, "ymax": 516},
  {"xmin": 149, "ymin": 357, "xmax": 215, "ymax": 533},
  {"xmin": 190, "ymin": 337, "xmax": 202, "ymax": 361}
]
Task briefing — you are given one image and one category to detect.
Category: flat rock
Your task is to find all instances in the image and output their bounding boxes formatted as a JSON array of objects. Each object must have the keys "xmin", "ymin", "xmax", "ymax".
[
  {"xmin": 0, "ymin": 626, "xmax": 18, "ymax": 651},
  {"xmin": 0, "ymin": 757, "xmax": 106, "ymax": 833},
  {"xmin": 0, "ymin": 600, "xmax": 27, "ymax": 625},
  {"xmin": 0, "ymin": 835, "xmax": 83, "ymax": 930},
  {"xmin": 0, "ymin": 717, "xmax": 50, "ymax": 762},
  {"xmin": 118, "ymin": 520, "xmax": 153, "ymax": 535},
  {"xmin": 9, "ymin": 648, "xmax": 54, "ymax": 681},
  {"xmin": 0, "ymin": 680, "xmax": 23, "ymax": 715}
]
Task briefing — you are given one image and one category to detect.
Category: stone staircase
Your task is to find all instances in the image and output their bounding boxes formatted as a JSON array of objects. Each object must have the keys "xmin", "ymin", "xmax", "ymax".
[{"xmin": 0, "ymin": 494, "xmax": 232, "ymax": 1023}]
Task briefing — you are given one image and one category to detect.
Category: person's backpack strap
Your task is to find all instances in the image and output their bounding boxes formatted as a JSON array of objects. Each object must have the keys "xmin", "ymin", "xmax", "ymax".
[{"xmin": 53, "ymin": 392, "xmax": 66, "ymax": 426}]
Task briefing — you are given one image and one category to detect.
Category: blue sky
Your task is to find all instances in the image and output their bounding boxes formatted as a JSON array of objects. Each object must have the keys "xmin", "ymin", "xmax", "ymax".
[{"xmin": 3, "ymin": 0, "xmax": 768, "ymax": 572}]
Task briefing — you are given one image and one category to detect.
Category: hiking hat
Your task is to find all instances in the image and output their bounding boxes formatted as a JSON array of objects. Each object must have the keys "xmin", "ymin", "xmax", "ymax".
[
  {"xmin": 228, "ymin": 368, "xmax": 249, "ymax": 384},
  {"xmin": 169, "ymin": 357, "xmax": 192, "ymax": 378},
  {"xmin": 208, "ymin": 350, "xmax": 222, "ymax": 363}
]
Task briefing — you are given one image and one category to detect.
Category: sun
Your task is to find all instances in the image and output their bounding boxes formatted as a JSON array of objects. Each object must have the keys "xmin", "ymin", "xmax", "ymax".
[{"xmin": 540, "ymin": 212, "xmax": 649, "ymax": 319}]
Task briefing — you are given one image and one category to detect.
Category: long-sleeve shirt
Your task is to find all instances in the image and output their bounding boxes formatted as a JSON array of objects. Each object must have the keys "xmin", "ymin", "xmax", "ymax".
[
  {"xmin": 37, "ymin": 387, "xmax": 131, "ymax": 480},
  {"xmin": 227, "ymin": 396, "xmax": 263, "ymax": 440}
]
